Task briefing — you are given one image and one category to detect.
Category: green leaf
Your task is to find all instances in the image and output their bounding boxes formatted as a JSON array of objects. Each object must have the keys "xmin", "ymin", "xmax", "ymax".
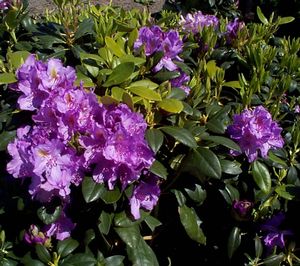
[
  {"xmin": 172, "ymin": 189, "xmax": 186, "ymax": 207},
  {"xmin": 252, "ymin": 161, "xmax": 272, "ymax": 193},
  {"xmin": 128, "ymin": 86, "xmax": 162, "ymax": 101},
  {"xmin": 145, "ymin": 128, "xmax": 164, "ymax": 154},
  {"xmin": 184, "ymin": 184, "xmax": 207, "ymax": 205},
  {"xmin": 122, "ymin": 92, "xmax": 134, "ymax": 111},
  {"xmin": 61, "ymin": 253, "xmax": 97, "ymax": 266},
  {"xmin": 7, "ymin": 51, "xmax": 30, "ymax": 69},
  {"xmin": 128, "ymin": 80, "xmax": 159, "ymax": 90},
  {"xmin": 149, "ymin": 160, "xmax": 168, "ymax": 180},
  {"xmin": 268, "ymin": 151, "xmax": 288, "ymax": 168},
  {"xmin": 257, "ymin": 6, "xmax": 268, "ymax": 24},
  {"xmin": 179, "ymin": 205, "xmax": 206, "ymax": 245},
  {"xmin": 75, "ymin": 72, "xmax": 94, "ymax": 87},
  {"xmin": 128, "ymin": 28, "xmax": 138, "ymax": 49},
  {"xmin": 75, "ymin": 18, "xmax": 95, "ymax": 39},
  {"xmin": 160, "ymin": 126, "xmax": 197, "ymax": 149},
  {"xmin": 223, "ymin": 81, "xmax": 242, "ymax": 89},
  {"xmin": 220, "ymin": 160, "xmax": 242, "ymax": 175},
  {"xmin": 206, "ymin": 60, "xmax": 218, "ymax": 79},
  {"xmin": 196, "ymin": 147, "xmax": 222, "ymax": 179},
  {"xmin": 115, "ymin": 226, "xmax": 159, "ymax": 266},
  {"xmin": 278, "ymin": 16, "xmax": 295, "ymax": 25},
  {"xmin": 201, "ymin": 135, "xmax": 241, "ymax": 152},
  {"xmin": 57, "ymin": 238, "xmax": 79, "ymax": 258},
  {"xmin": 82, "ymin": 176, "xmax": 105, "ymax": 203},
  {"xmin": 0, "ymin": 73, "xmax": 17, "ymax": 85},
  {"xmin": 0, "ymin": 130, "xmax": 16, "ymax": 151},
  {"xmin": 101, "ymin": 96, "xmax": 119, "ymax": 105},
  {"xmin": 35, "ymin": 245, "xmax": 51, "ymax": 264},
  {"xmin": 153, "ymin": 70, "xmax": 180, "ymax": 82},
  {"xmin": 263, "ymin": 254, "xmax": 285, "ymax": 266},
  {"xmin": 275, "ymin": 185, "xmax": 294, "ymax": 200},
  {"xmin": 105, "ymin": 36, "xmax": 126, "ymax": 58},
  {"xmin": 98, "ymin": 211, "xmax": 114, "ymax": 235},
  {"xmin": 21, "ymin": 252, "xmax": 45, "ymax": 266},
  {"xmin": 103, "ymin": 62, "xmax": 135, "ymax": 87},
  {"xmin": 157, "ymin": 99, "xmax": 183, "ymax": 113},
  {"xmin": 37, "ymin": 206, "xmax": 62, "ymax": 225},
  {"xmin": 100, "ymin": 186, "xmax": 122, "ymax": 204},
  {"xmin": 105, "ymin": 255, "xmax": 125, "ymax": 266},
  {"xmin": 144, "ymin": 215, "xmax": 162, "ymax": 232},
  {"xmin": 227, "ymin": 227, "xmax": 241, "ymax": 259}
]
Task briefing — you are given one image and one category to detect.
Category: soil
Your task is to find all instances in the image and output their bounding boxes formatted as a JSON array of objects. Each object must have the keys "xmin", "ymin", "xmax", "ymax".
[{"xmin": 27, "ymin": 0, "xmax": 166, "ymax": 15}]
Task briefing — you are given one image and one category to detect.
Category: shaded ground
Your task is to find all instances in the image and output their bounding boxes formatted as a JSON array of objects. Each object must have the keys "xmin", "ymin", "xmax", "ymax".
[{"xmin": 27, "ymin": 0, "xmax": 165, "ymax": 15}]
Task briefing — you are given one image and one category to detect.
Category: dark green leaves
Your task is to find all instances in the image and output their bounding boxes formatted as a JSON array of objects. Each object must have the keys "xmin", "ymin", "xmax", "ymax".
[
  {"xmin": 82, "ymin": 176, "xmax": 105, "ymax": 203},
  {"xmin": 103, "ymin": 62, "xmax": 135, "ymax": 87},
  {"xmin": 57, "ymin": 238, "xmax": 79, "ymax": 258},
  {"xmin": 227, "ymin": 227, "xmax": 241, "ymax": 259},
  {"xmin": 252, "ymin": 161, "xmax": 271, "ymax": 193},
  {"xmin": 146, "ymin": 128, "xmax": 164, "ymax": 154}
]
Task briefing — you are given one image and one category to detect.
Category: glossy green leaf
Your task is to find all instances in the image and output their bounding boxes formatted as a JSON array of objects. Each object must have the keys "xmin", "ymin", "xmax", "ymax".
[
  {"xmin": 57, "ymin": 238, "xmax": 79, "ymax": 258},
  {"xmin": 21, "ymin": 252, "xmax": 45, "ymax": 266},
  {"xmin": 275, "ymin": 185, "xmax": 294, "ymax": 200},
  {"xmin": 7, "ymin": 51, "xmax": 30, "ymax": 69},
  {"xmin": 149, "ymin": 160, "xmax": 168, "ymax": 180},
  {"xmin": 75, "ymin": 72, "xmax": 94, "ymax": 87},
  {"xmin": 0, "ymin": 73, "xmax": 17, "ymax": 85},
  {"xmin": 61, "ymin": 253, "xmax": 97, "ymax": 266},
  {"xmin": 105, "ymin": 36, "xmax": 126, "ymax": 57},
  {"xmin": 184, "ymin": 184, "xmax": 207, "ymax": 205},
  {"xmin": 115, "ymin": 225, "xmax": 159, "ymax": 266},
  {"xmin": 254, "ymin": 235, "xmax": 263, "ymax": 258},
  {"xmin": 223, "ymin": 81, "xmax": 242, "ymax": 89},
  {"xmin": 128, "ymin": 28, "xmax": 138, "ymax": 49},
  {"xmin": 35, "ymin": 244, "xmax": 51, "ymax": 264},
  {"xmin": 196, "ymin": 147, "xmax": 222, "ymax": 179},
  {"xmin": 128, "ymin": 80, "xmax": 159, "ymax": 90},
  {"xmin": 160, "ymin": 126, "xmax": 197, "ymax": 149},
  {"xmin": 206, "ymin": 60, "xmax": 218, "ymax": 79},
  {"xmin": 103, "ymin": 62, "xmax": 135, "ymax": 87},
  {"xmin": 257, "ymin": 6, "xmax": 268, "ymax": 24},
  {"xmin": 263, "ymin": 254, "xmax": 285, "ymax": 266},
  {"xmin": 37, "ymin": 206, "xmax": 62, "ymax": 225},
  {"xmin": 101, "ymin": 96, "xmax": 119, "ymax": 105},
  {"xmin": 75, "ymin": 18, "xmax": 95, "ymax": 39},
  {"xmin": 146, "ymin": 128, "xmax": 164, "ymax": 154},
  {"xmin": 98, "ymin": 211, "xmax": 114, "ymax": 235},
  {"xmin": 157, "ymin": 99, "xmax": 183, "ymax": 113},
  {"xmin": 179, "ymin": 205, "xmax": 206, "ymax": 245},
  {"xmin": 227, "ymin": 227, "xmax": 241, "ymax": 259},
  {"xmin": 201, "ymin": 135, "xmax": 241, "ymax": 152},
  {"xmin": 144, "ymin": 215, "xmax": 162, "ymax": 232},
  {"xmin": 153, "ymin": 70, "xmax": 180, "ymax": 82},
  {"xmin": 278, "ymin": 16, "xmax": 295, "ymax": 25},
  {"xmin": 105, "ymin": 255, "xmax": 125, "ymax": 266},
  {"xmin": 82, "ymin": 176, "xmax": 105, "ymax": 203},
  {"xmin": 100, "ymin": 186, "xmax": 122, "ymax": 204},
  {"xmin": 252, "ymin": 161, "xmax": 271, "ymax": 193},
  {"xmin": 128, "ymin": 86, "xmax": 162, "ymax": 101},
  {"xmin": 0, "ymin": 130, "xmax": 16, "ymax": 151},
  {"xmin": 172, "ymin": 189, "xmax": 186, "ymax": 207},
  {"xmin": 220, "ymin": 160, "xmax": 242, "ymax": 175}
]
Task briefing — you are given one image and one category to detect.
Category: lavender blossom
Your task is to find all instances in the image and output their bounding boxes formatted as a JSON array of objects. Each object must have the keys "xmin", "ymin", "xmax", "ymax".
[
  {"xmin": 227, "ymin": 106, "xmax": 284, "ymax": 162},
  {"xmin": 129, "ymin": 173, "xmax": 160, "ymax": 220},
  {"xmin": 170, "ymin": 71, "xmax": 191, "ymax": 95},
  {"xmin": 261, "ymin": 212, "xmax": 292, "ymax": 249},
  {"xmin": 226, "ymin": 18, "xmax": 245, "ymax": 43},
  {"xmin": 295, "ymin": 105, "xmax": 300, "ymax": 114},
  {"xmin": 0, "ymin": 0, "xmax": 11, "ymax": 9},
  {"xmin": 232, "ymin": 199, "xmax": 253, "ymax": 220},
  {"xmin": 179, "ymin": 11, "xmax": 219, "ymax": 34}
]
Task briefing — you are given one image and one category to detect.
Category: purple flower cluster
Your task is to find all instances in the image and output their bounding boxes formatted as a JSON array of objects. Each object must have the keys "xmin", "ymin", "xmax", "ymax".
[
  {"xmin": 134, "ymin": 26, "xmax": 190, "ymax": 94},
  {"xmin": 227, "ymin": 106, "xmax": 284, "ymax": 162},
  {"xmin": 0, "ymin": 0, "xmax": 11, "ymax": 9},
  {"xmin": 7, "ymin": 55, "xmax": 160, "ymax": 239},
  {"xmin": 179, "ymin": 11, "xmax": 219, "ymax": 34}
]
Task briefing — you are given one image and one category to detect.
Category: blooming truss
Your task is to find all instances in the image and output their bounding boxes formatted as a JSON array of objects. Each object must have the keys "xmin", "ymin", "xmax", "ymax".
[{"xmin": 7, "ymin": 55, "xmax": 160, "ymax": 241}]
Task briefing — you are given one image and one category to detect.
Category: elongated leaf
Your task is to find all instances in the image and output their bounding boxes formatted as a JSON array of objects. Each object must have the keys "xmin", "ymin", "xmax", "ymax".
[
  {"xmin": 0, "ymin": 130, "xmax": 16, "ymax": 151},
  {"xmin": 149, "ymin": 160, "xmax": 168, "ymax": 180},
  {"xmin": 61, "ymin": 253, "xmax": 97, "ymax": 266},
  {"xmin": 157, "ymin": 99, "xmax": 183, "ymax": 113},
  {"xmin": 57, "ymin": 238, "xmax": 79, "ymax": 258},
  {"xmin": 35, "ymin": 245, "xmax": 51, "ymax": 264},
  {"xmin": 278, "ymin": 16, "xmax": 295, "ymax": 25},
  {"xmin": 128, "ymin": 86, "xmax": 162, "ymax": 101},
  {"xmin": 257, "ymin": 6, "xmax": 268, "ymax": 24},
  {"xmin": 184, "ymin": 184, "xmax": 207, "ymax": 205},
  {"xmin": 82, "ymin": 176, "xmax": 105, "ymax": 203},
  {"xmin": 103, "ymin": 62, "xmax": 135, "ymax": 87},
  {"xmin": 252, "ymin": 161, "xmax": 271, "ymax": 193},
  {"xmin": 144, "ymin": 215, "xmax": 162, "ymax": 232},
  {"xmin": 220, "ymin": 160, "xmax": 242, "ymax": 175},
  {"xmin": 201, "ymin": 135, "xmax": 241, "ymax": 152},
  {"xmin": 7, "ymin": 51, "xmax": 30, "ymax": 69},
  {"xmin": 160, "ymin": 126, "xmax": 197, "ymax": 149},
  {"xmin": 105, "ymin": 36, "xmax": 126, "ymax": 57},
  {"xmin": 115, "ymin": 226, "xmax": 159, "ymax": 266},
  {"xmin": 98, "ymin": 211, "xmax": 114, "ymax": 235},
  {"xmin": 275, "ymin": 185, "xmax": 294, "ymax": 200},
  {"xmin": 146, "ymin": 128, "xmax": 164, "ymax": 154},
  {"xmin": 179, "ymin": 205, "xmax": 206, "ymax": 245},
  {"xmin": 0, "ymin": 73, "xmax": 17, "ymax": 85},
  {"xmin": 128, "ymin": 80, "xmax": 159, "ymax": 90},
  {"xmin": 227, "ymin": 227, "xmax": 241, "ymax": 259},
  {"xmin": 223, "ymin": 81, "xmax": 241, "ymax": 89},
  {"xmin": 105, "ymin": 255, "xmax": 125, "ymax": 266}
]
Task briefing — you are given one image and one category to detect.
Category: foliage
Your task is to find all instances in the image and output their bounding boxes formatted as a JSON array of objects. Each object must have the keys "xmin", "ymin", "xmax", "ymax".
[{"xmin": 0, "ymin": 0, "xmax": 300, "ymax": 265}]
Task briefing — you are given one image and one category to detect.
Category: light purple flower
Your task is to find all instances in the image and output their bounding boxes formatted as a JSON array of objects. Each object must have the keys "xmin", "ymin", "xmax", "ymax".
[
  {"xmin": 0, "ymin": 0, "xmax": 11, "ymax": 9},
  {"xmin": 179, "ymin": 11, "xmax": 219, "ymax": 34},
  {"xmin": 170, "ymin": 71, "xmax": 191, "ymax": 95},
  {"xmin": 295, "ymin": 105, "xmax": 300, "ymax": 114},
  {"xmin": 227, "ymin": 106, "xmax": 284, "ymax": 162},
  {"xmin": 232, "ymin": 199, "xmax": 253, "ymax": 220},
  {"xmin": 129, "ymin": 173, "xmax": 160, "ymax": 220},
  {"xmin": 261, "ymin": 212, "xmax": 292, "ymax": 249}
]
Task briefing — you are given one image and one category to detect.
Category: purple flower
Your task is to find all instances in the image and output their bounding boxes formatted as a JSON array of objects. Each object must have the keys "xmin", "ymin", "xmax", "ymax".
[
  {"xmin": 44, "ymin": 211, "xmax": 75, "ymax": 241},
  {"xmin": 179, "ymin": 11, "xmax": 219, "ymax": 34},
  {"xmin": 261, "ymin": 213, "xmax": 292, "ymax": 249},
  {"xmin": 0, "ymin": 0, "xmax": 11, "ymax": 9},
  {"xmin": 227, "ymin": 106, "xmax": 284, "ymax": 162},
  {"xmin": 295, "ymin": 105, "xmax": 300, "ymax": 114},
  {"xmin": 24, "ymin": 225, "xmax": 51, "ymax": 246},
  {"xmin": 232, "ymin": 199, "xmax": 253, "ymax": 220},
  {"xmin": 226, "ymin": 18, "xmax": 245, "ymax": 43},
  {"xmin": 170, "ymin": 71, "xmax": 191, "ymax": 95},
  {"xmin": 129, "ymin": 173, "xmax": 160, "ymax": 220}
]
